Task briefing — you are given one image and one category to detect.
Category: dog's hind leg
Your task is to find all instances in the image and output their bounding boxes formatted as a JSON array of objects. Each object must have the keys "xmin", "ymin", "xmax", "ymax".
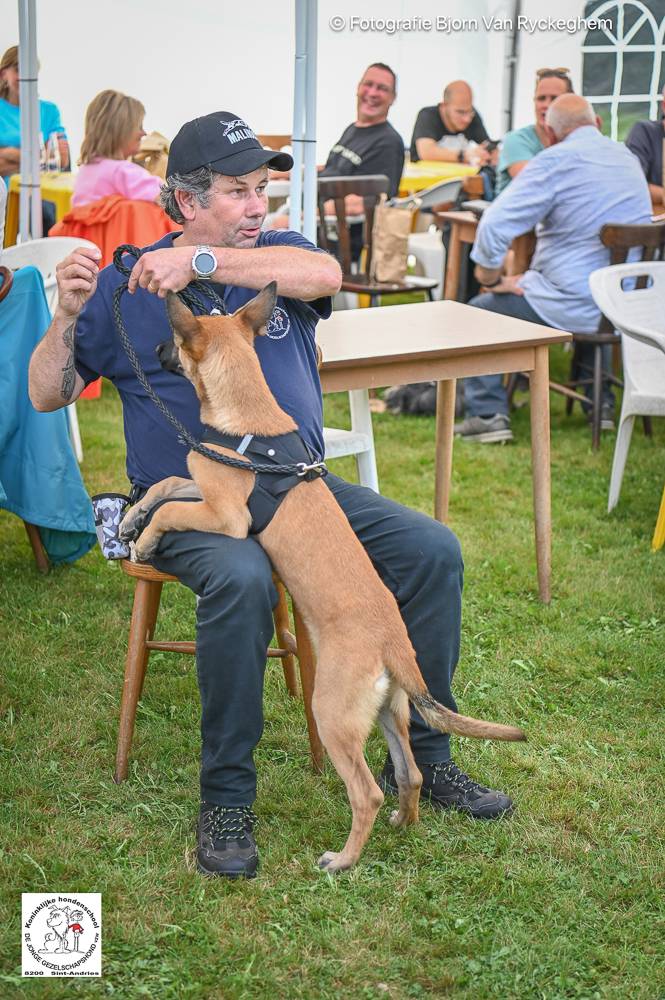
[
  {"xmin": 312, "ymin": 661, "xmax": 385, "ymax": 873},
  {"xmin": 378, "ymin": 688, "xmax": 422, "ymax": 829}
]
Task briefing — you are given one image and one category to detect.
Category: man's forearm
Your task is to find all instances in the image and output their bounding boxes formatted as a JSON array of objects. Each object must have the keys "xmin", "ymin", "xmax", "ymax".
[
  {"xmin": 29, "ymin": 308, "xmax": 85, "ymax": 411},
  {"xmin": 648, "ymin": 182, "xmax": 664, "ymax": 204},
  {"xmin": 212, "ymin": 245, "xmax": 342, "ymax": 300},
  {"xmin": 0, "ymin": 145, "xmax": 20, "ymax": 174},
  {"xmin": 415, "ymin": 139, "xmax": 457, "ymax": 163}
]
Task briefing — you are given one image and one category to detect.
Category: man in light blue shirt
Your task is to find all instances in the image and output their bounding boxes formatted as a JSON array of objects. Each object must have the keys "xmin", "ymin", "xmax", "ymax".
[{"xmin": 456, "ymin": 94, "xmax": 651, "ymax": 443}]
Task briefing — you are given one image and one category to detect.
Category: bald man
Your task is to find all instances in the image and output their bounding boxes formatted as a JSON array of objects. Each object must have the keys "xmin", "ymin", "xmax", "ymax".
[
  {"xmin": 626, "ymin": 88, "xmax": 665, "ymax": 206},
  {"xmin": 410, "ymin": 81, "xmax": 490, "ymax": 165},
  {"xmin": 456, "ymin": 94, "xmax": 651, "ymax": 443}
]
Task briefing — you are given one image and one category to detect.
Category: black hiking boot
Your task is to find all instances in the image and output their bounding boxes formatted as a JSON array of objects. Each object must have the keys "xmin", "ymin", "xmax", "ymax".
[
  {"xmin": 377, "ymin": 759, "xmax": 514, "ymax": 820},
  {"xmin": 197, "ymin": 804, "xmax": 259, "ymax": 878}
]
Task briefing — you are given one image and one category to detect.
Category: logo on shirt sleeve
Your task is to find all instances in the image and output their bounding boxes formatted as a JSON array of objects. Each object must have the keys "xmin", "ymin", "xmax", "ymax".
[{"xmin": 266, "ymin": 306, "xmax": 291, "ymax": 340}]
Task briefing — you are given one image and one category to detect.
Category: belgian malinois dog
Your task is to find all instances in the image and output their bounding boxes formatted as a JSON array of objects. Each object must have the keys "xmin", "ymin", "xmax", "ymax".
[{"xmin": 120, "ymin": 284, "xmax": 526, "ymax": 872}]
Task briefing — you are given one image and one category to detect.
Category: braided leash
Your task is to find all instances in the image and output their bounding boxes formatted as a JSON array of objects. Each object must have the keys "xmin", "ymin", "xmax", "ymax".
[{"xmin": 111, "ymin": 244, "xmax": 326, "ymax": 479}]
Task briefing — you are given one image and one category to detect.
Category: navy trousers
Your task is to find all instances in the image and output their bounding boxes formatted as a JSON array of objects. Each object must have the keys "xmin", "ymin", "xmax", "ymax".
[
  {"xmin": 151, "ymin": 473, "xmax": 463, "ymax": 806},
  {"xmin": 464, "ymin": 291, "xmax": 615, "ymax": 417}
]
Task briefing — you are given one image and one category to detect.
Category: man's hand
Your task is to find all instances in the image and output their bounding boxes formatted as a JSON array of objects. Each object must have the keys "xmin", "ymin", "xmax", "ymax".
[
  {"xmin": 483, "ymin": 274, "xmax": 525, "ymax": 295},
  {"xmin": 55, "ymin": 245, "xmax": 102, "ymax": 320},
  {"xmin": 465, "ymin": 144, "xmax": 490, "ymax": 167},
  {"xmin": 128, "ymin": 246, "xmax": 195, "ymax": 297}
]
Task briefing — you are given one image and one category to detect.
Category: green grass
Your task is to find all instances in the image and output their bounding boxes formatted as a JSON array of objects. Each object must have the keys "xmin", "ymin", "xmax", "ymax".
[{"xmin": 1, "ymin": 348, "xmax": 664, "ymax": 999}]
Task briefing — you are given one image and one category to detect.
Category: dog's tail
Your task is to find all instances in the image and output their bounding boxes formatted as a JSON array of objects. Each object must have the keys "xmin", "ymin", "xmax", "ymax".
[
  {"xmin": 385, "ymin": 650, "xmax": 526, "ymax": 742},
  {"xmin": 409, "ymin": 691, "xmax": 526, "ymax": 742}
]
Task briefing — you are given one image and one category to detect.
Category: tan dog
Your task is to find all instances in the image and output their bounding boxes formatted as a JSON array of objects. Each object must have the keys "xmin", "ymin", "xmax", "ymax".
[{"xmin": 120, "ymin": 284, "xmax": 526, "ymax": 872}]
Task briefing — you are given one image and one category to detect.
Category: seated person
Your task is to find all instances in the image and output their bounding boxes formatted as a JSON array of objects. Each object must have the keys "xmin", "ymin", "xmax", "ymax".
[
  {"xmin": 410, "ymin": 81, "xmax": 490, "ymax": 166},
  {"xmin": 0, "ymin": 44, "xmax": 69, "ymax": 233},
  {"xmin": 456, "ymin": 95, "xmax": 651, "ymax": 444},
  {"xmin": 0, "ymin": 44, "xmax": 70, "ymax": 178},
  {"xmin": 626, "ymin": 88, "xmax": 665, "ymax": 206},
  {"xmin": 320, "ymin": 62, "xmax": 404, "ymax": 199},
  {"xmin": 270, "ymin": 62, "xmax": 404, "ymax": 237},
  {"xmin": 72, "ymin": 90, "xmax": 163, "ymax": 207},
  {"xmin": 29, "ymin": 109, "xmax": 515, "ymax": 880},
  {"xmin": 496, "ymin": 68, "xmax": 573, "ymax": 195}
]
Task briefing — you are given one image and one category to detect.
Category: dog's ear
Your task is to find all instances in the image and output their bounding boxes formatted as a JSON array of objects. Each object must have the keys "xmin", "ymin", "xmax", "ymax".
[
  {"xmin": 166, "ymin": 292, "xmax": 201, "ymax": 343},
  {"xmin": 238, "ymin": 282, "xmax": 277, "ymax": 336}
]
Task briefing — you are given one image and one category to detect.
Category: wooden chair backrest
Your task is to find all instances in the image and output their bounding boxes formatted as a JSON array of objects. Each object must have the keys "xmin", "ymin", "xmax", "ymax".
[
  {"xmin": 597, "ymin": 221, "xmax": 665, "ymax": 331},
  {"xmin": 316, "ymin": 174, "xmax": 390, "ymax": 274},
  {"xmin": 257, "ymin": 134, "xmax": 291, "ymax": 150},
  {"xmin": 462, "ymin": 175, "xmax": 484, "ymax": 198}
]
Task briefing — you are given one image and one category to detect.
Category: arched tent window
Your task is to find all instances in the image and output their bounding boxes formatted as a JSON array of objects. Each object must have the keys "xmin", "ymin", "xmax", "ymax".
[{"xmin": 582, "ymin": 0, "xmax": 665, "ymax": 139}]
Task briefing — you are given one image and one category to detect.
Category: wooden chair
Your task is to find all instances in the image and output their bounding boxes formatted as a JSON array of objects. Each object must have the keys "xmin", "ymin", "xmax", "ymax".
[
  {"xmin": 317, "ymin": 175, "xmax": 438, "ymax": 305},
  {"xmin": 559, "ymin": 221, "xmax": 665, "ymax": 449},
  {"xmin": 114, "ymin": 560, "xmax": 324, "ymax": 784}
]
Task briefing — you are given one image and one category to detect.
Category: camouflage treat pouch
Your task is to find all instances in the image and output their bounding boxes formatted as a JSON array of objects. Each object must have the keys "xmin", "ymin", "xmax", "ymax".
[{"xmin": 91, "ymin": 493, "xmax": 131, "ymax": 560}]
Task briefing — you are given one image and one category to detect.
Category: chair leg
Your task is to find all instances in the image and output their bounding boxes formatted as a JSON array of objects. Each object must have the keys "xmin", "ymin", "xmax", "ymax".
[
  {"xmin": 652, "ymin": 485, "xmax": 665, "ymax": 552},
  {"xmin": 591, "ymin": 344, "xmax": 603, "ymax": 451},
  {"xmin": 642, "ymin": 415, "xmax": 653, "ymax": 437},
  {"xmin": 566, "ymin": 345, "xmax": 580, "ymax": 415},
  {"xmin": 607, "ymin": 414, "xmax": 635, "ymax": 512},
  {"xmin": 292, "ymin": 604, "xmax": 325, "ymax": 773},
  {"xmin": 114, "ymin": 578, "xmax": 163, "ymax": 783},
  {"xmin": 273, "ymin": 580, "xmax": 299, "ymax": 697},
  {"xmin": 24, "ymin": 521, "xmax": 49, "ymax": 574}
]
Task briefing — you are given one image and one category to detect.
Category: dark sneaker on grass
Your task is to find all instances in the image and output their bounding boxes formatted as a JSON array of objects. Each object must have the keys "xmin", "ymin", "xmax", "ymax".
[
  {"xmin": 454, "ymin": 414, "xmax": 513, "ymax": 444},
  {"xmin": 377, "ymin": 759, "xmax": 514, "ymax": 820},
  {"xmin": 197, "ymin": 804, "xmax": 259, "ymax": 878}
]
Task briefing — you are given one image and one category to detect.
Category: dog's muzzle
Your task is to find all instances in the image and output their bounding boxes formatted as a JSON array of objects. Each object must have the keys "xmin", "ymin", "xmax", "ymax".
[{"xmin": 156, "ymin": 336, "xmax": 185, "ymax": 376}]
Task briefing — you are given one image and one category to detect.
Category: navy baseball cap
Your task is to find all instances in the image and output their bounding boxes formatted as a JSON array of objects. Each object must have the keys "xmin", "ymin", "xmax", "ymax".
[{"xmin": 166, "ymin": 111, "xmax": 293, "ymax": 177}]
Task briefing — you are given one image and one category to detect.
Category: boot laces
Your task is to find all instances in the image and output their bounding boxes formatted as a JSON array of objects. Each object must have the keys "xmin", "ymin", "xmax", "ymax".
[
  {"xmin": 429, "ymin": 761, "xmax": 489, "ymax": 795},
  {"xmin": 203, "ymin": 805, "xmax": 258, "ymax": 843}
]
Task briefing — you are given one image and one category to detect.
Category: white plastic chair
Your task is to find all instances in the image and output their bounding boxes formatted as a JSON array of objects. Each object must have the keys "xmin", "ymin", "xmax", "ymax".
[
  {"xmin": 2, "ymin": 237, "xmax": 99, "ymax": 462},
  {"xmin": 323, "ymin": 389, "xmax": 379, "ymax": 492},
  {"xmin": 589, "ymin": 261, "xmax": 665, "ymax": 512}
]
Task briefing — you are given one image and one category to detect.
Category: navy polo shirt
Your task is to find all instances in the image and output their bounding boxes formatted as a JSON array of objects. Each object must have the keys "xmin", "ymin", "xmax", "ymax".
[{"xmin": 74, "ymin": 229, "xmax": 331, "ymax": 490}]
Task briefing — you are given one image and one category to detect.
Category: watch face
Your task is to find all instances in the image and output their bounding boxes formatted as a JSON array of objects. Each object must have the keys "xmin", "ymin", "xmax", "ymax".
[{"xmin": 195, "ymin": 251, "xmax": 216, "ymax": 275}]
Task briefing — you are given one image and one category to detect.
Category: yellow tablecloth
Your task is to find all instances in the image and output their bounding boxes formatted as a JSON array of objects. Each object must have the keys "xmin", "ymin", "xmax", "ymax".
[
  {"xmin": 398, "ymin": 160, "xmax": 477, "ymax": 196},
  {"xmin": 4, "ymin": 172, "xmax": 76, "ymax": 247}
]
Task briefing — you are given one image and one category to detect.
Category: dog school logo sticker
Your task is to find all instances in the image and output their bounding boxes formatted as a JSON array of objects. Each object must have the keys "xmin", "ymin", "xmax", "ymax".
[
  {"xmin": 266, "ymin": 306, "xmax": 291, "ymax": 340},
  {"xmin": 22, "ymin": 893, "xmax": 102, "ymax": 977}
]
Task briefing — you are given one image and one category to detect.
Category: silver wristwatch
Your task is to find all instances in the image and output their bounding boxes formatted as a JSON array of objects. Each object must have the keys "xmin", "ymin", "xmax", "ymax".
[{"xmin": 191, "ymin": 245, "xmax": 218, "ymax": 280}]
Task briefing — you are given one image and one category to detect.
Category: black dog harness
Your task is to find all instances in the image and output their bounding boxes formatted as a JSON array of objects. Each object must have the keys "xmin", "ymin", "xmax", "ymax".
[{"xmin": 201, "ymin": 426, "xmax": 327, "ymax": 534}]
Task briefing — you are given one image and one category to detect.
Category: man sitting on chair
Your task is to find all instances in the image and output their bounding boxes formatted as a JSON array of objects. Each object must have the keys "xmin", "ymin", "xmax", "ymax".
[
  {"xmin": 29, "ymin": 109, "xmax": 514, "ymax": 881},
  {"xmin": 455, "ymin": 94, "xmax": 651, "ymax": 444}
]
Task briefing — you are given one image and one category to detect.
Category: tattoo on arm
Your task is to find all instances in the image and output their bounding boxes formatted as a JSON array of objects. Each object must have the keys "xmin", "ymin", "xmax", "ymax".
[{"xmin": 60, "ymin": 321, "xmax": 76, "ymax": 401}]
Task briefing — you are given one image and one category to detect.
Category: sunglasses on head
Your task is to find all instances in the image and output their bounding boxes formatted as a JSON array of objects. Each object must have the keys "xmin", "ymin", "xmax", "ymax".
[{"xmin": 536, "ymin": 67, "xmax": 571, "ymax": 80}]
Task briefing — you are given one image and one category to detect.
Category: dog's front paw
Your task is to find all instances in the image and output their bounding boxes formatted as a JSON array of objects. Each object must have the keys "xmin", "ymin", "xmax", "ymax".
[
  {"xmin": 119, "ymin": 505, "xmax": 148, "ymax": 543},
  {"xmin": 317, "ymin": 850, "xmax": 352, "ymax": 873}
]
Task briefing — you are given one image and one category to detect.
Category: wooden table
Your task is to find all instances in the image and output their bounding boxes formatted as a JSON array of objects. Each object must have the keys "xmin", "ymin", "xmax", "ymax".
[
  {"xmin": 399, "ymin": 160, "xmax": 477, "ymax": 197},
  {"xmin": 4, "ymin": 172, "xmax": 75, "ymax": 246},
  {"xmin": 318, "ymin": 299, "xmax": 572, "ymax": 603},
  {"xmin": 434, "ymin": 209, "xmax": 536, "ymax": 300}
]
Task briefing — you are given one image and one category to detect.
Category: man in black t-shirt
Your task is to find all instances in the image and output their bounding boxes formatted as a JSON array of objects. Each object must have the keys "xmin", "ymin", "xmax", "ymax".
[
  {"xmin": 320, "ymin": 62, "xmax": 404, "ymax": 198},
  {"xmin": 410, "ymin": 80, "xmax": 490, "ymax": 165},
  {"xmin": 626, "ymin": 88, "xmax": 665, "ymax": 206},
  {"xmin": 269, "ymin": 63, "xmax": 404, "ymax": 237}
]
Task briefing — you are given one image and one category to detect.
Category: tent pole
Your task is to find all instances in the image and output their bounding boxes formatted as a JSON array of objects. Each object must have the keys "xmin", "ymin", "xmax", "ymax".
[{"xmin": 18, "ymin": 0, "xmax": 42, "ymax": 241}]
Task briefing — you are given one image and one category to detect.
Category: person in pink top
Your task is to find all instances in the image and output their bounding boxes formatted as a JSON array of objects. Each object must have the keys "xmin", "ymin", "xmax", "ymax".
[{"xmin": 72, "ymin": 89, "xmax": 163, "ymax": 207}]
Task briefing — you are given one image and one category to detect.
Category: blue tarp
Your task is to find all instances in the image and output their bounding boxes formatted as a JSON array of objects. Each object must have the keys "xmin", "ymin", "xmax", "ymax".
[{"xmin": 0, "ymin": 265, "xmax": 96, "ymax": 564}]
